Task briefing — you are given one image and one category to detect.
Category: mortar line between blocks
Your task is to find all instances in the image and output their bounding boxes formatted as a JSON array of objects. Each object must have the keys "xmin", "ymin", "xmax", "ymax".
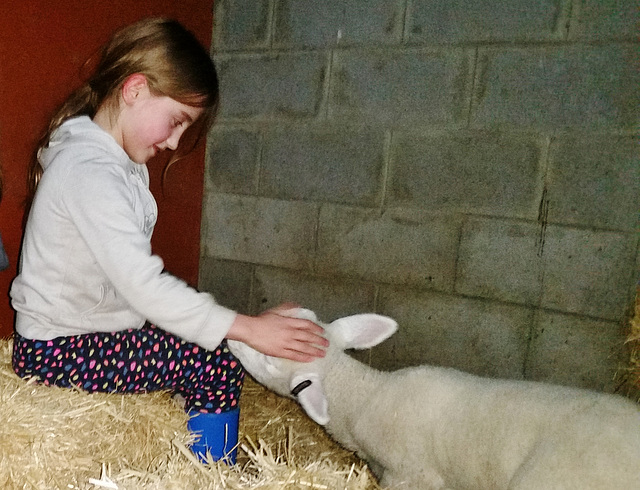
[
  {"xmin": 311, "ymin": 204, "xmax": 322, "ymax": 275},
  {"xmin": 322, "ymin": 50, "xmax": 334, "ymax": 120},
  {"xmin": 254, "ymin": 131, "xmax": 265, "ymax": 195},
  {"xmin": 451, "ymin": 213, "xmax": 468, "ymax": 295},
  {"xmin": 565, "ymin": 0, "xmax": 579, "ymax": 41},
  {"xmin": 372, "ymin": 284, "xmax": 381, "ymax": 314},
  {"xmin": 465, "ymin": 47, "xmax": 479, "ymax": 128},
  {"xmin": 522, "ymin": 308, "xmax": 541, "ymax": 379},
  {"xmin": 535, "ymin": 134, "xmax": 553, "ymax": 272},
  {"xmin": 400, "ymin": 0, "xmax": 410, "ymax": 45},
  {"xmin": 526, "ymin": 134, "xmax": 555, "ymax": 376},
  {"xmin": 379, "ymin": 130, "xmax": 394, "ymax": 210},
  {"xmin": 248, "ymin": 264, "xmax": 256, "ymax": 315},
  {"xmin": 267, "ymin": 0, "xmax": 276, "ymax": 49}
]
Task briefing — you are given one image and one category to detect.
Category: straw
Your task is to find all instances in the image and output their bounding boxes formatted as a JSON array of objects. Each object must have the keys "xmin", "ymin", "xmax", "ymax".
[{"xmin": 0, "ymin": 338, "xmax": 378, "ymax": 489}]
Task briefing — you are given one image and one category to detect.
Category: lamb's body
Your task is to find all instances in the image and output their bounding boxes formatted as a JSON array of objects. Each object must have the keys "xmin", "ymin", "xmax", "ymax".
[
  {"xmin": 229, "ymin": 309, "xmax": 640, "ymax": 489},
  {"xmin": 323, "ymin": 354, "xmax": 640, "ymax": 489}
]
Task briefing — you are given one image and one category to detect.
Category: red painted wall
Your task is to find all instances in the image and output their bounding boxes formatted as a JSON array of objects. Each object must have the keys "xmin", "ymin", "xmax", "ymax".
[{"xmin": 0, "ymin": 1, "xmax": 213, "ymax": 337}]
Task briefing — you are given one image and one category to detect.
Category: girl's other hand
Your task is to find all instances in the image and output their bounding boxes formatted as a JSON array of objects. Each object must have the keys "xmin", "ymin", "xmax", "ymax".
[{"xmin": 227, "ymin": 305, "xmax": 329, "ymax": 362}]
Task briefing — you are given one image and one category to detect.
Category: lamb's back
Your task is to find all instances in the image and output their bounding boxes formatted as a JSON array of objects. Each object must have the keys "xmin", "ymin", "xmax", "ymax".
[{"xmin": 335, "ymin": 364, "xmax": 640, "ymax": 489}]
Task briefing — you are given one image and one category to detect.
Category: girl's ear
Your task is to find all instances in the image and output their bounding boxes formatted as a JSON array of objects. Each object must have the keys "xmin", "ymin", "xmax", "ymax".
[{"xmin": 121, "ymin": 73, "xmax": 148, "ymax": 105}]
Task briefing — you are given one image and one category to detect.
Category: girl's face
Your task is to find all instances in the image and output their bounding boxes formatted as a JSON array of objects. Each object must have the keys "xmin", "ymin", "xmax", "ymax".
[{"xmin": 115, "ymin": 79, "xmax": 204, "ymax": 164}]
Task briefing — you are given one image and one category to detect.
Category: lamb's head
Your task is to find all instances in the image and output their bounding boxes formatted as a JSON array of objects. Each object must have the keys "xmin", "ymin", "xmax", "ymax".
[{"xmin": 227, "ymin": 307, "xmax": 398, "ymax": 426}]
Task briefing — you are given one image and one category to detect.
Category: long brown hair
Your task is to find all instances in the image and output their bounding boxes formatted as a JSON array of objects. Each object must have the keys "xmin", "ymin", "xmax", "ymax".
[{"xmin": 28, "ymin": 17, "xmax": 218, "ymax": 199}]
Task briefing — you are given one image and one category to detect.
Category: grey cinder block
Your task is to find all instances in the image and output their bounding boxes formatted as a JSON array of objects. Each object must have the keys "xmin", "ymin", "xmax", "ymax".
[
  {"xmin": 250, "ymin": 266, "xmax": 376, "ymax": 319},
  {"xmin": 215, "ymin": 51, "xmax": 328, "ymax": 120},
  {"xmin": 540, "ymin": 226, "xmax": 638, "ymax": 321},
  {"xmin": 274, "ymin": 0, "xmax": 404, "ymax": 48},
  {"xmin": 456, "ymin": 217, "xmax": 544, "ymax": 306},
  {"xmin": 406, "ymin": 0, "xmax": 569, "ymax": 43},
  {"xmin": 202, "ymin": 193, "xmax": 319, "ymax": 270},
  {"xmin": 472, "ymin": 45, "xmax": 640, "ymax": 129},
  {"xmin": 376, "ymin": 287, "xmax": 533, "ymax": 378},
  {"xmin": 546, "ymin": 134, "xmax": 640, "ymax": 232},
  {"xmin": 526, "ymin": 310, "xmax": 627, "ymax": 392},
  {"xmin": 388, "ymin": 132, "xmax": 543, "ymax": 218},
  {"xmin": 316, "ymin": 205, "xmax": 462, "ymax": 291},
  {"xmin": 259, "ymin": 126, "xmax": 385, "ymax": 205},
  {"xmin": 206, "ymin": 128, "xmax": 261, "ymax": 195},
  {"xmin": 213, "ymin": 0, "xmax": 271, "ymax": 51},
  {"xmin": 571, "ymin": 0, "xmax": 639, "ymax": 41},
  {"xmin": 198, "ymin": 257, "xmax": 254, "ymax": 314},
  {"xmin": 329, "ymin": 48, "xmax": 473, "ymax": 126}
]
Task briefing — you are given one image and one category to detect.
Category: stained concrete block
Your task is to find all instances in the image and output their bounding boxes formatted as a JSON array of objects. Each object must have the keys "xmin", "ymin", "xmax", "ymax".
[
  {"xmin": 206, "ymin": 128, "xmax": 260, "ymax": 195},
  {"xmin": 329, "ymin": 48, "xmax": 472, "ymax": 126},
  {"xmin": 259, "ymin": 126, "xmax": 385, "ymax": 205},
  {"xmin": 375, "ymin": 287, "xmax": 533, "ymax": 378},
  {"xmin": 456, "ymin": 218, "xmax": 543, "ymax": 306},
  {"xmin": 388, "ymin": 132, "xmax": 543, "ymax": 217},
  {"xmin": 202, "ymin": 193, "xmax": 319, "ymax": 270},
  {"xmin": 526, "ymin": 310, "xmax": 627, "ymax": 392},
  {"xmin": 546, "ymin": 134, "xmax": 640, "ymax": 232},
  {"xmin": 571, "ymin": 0, "xmax": 639, "ymax": 41},
  {"xmin": 198, "ymin": 257, "xmax": 254, "ymax": 314},
  {"xmin": 213, "ymin": 0, "xmax": 271, "ymax": 50},
  {"xmin": 316, "ymin": 205, "xmax": 462, "ymax": 291},
  {"xmin": 406, "ymin": 0, "xmax": 568, "ymax": 43},
  {"xmin": 540, "ymin": 225, "xmax": 638, "ymax": 321},
  {"xmin": 472, "ymin": 45, "xmax": 640, "ymax": 129},
  {"xmin": 274, "ymin": 0, "xmax": 404, "ymax": 48},
  {"xmin": 215, "ymin": 51, "xmax": 327, "ymax": 120},
  {"xmin": 250, "ymin": 266, "xmax": 376, "ymax": 319}
]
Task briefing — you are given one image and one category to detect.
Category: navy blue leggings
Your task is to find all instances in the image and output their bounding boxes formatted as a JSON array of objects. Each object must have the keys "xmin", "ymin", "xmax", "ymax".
[{"xmin": 12, "ymin": 324, "xmax": 244, "ymax": 413}]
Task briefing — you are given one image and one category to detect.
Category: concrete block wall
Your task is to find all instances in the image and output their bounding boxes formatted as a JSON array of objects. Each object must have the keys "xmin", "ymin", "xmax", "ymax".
[{"xmin": 202, "ymin": 0, "xmax": 639, "ymax": 392}]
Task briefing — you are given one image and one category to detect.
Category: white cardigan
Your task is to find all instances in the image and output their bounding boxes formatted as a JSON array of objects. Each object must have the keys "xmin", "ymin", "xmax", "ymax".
[{"xmin": 11, "ymin": 116, "xmax": 236, "ymax": 350}]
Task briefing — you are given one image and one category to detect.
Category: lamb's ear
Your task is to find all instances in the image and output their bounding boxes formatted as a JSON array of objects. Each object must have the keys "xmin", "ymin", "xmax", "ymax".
[
  {"xmin": 290, "ymin": 374, "xmax": 329, "ymax": 425},
  {"xmin": 331, "ymin": 314, "xmax": 398, "ymax": 350}
]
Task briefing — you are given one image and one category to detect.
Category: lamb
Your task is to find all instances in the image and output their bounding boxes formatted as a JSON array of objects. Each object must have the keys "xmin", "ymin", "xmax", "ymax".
[{"xmin": 228, "ymin": 307, "xmax": 640, "ymax": 489}]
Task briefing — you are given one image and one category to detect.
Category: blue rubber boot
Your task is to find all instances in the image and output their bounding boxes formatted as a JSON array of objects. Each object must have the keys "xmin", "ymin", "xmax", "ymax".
[{"xmin": 187, "ymin": 408, "xmax": 240, "ymax": 464}]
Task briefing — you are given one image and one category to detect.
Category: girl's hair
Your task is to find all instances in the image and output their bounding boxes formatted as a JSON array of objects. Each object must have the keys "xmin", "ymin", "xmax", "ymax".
[{"xmin": 28, "ymin": 17, "xmax": 219, "ymax": 198}]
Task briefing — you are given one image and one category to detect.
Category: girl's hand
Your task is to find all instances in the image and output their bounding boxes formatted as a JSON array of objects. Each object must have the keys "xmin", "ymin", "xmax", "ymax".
[{"xmin": 226, "ymin": 306, "xmax": 329, "ymax": 362}]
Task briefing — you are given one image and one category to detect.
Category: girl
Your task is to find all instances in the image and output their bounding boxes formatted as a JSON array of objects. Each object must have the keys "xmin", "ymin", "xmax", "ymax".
[{"xmin": 10, "ymin": 18, "xmax": 327, "ymax": 464}]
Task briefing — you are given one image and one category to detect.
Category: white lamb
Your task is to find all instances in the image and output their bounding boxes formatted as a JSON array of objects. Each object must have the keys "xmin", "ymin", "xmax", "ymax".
[{"xmin": 228, "ymin": 307, "xmax": 640, "ymax": 489}]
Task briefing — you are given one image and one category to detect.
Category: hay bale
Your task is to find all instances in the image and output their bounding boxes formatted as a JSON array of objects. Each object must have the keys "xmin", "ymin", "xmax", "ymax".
[
  {"xmin": 619, "ymin": 287, "xmax": 640, "ymax": 401},
  {"xmin": 0, "ymin": 338, "xmax": 378, "ymax": 489}
]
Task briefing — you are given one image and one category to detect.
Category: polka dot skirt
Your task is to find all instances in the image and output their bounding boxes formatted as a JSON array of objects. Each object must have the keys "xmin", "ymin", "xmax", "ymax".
[{"xmin": 12, "ymin": 324, "xmax": 244, "ymax": 413}]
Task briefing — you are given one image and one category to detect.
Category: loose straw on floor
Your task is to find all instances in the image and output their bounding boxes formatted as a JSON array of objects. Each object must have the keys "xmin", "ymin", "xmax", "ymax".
[{"xmin": 0, "ymin": 338, "xmax": 378, "ymax": 490}]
